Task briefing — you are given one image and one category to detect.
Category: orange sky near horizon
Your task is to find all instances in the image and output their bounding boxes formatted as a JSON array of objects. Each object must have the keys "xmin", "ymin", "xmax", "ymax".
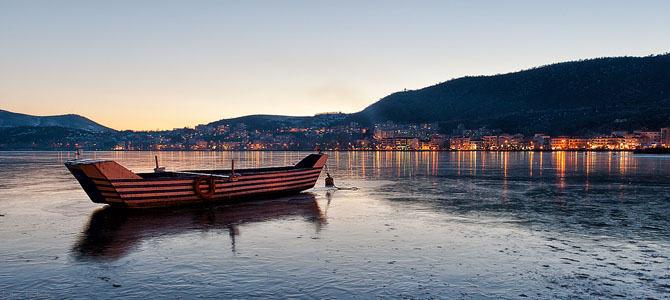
[{"xmin": 2, "ymin": 1, "xmax": 669, "ymax": 131}]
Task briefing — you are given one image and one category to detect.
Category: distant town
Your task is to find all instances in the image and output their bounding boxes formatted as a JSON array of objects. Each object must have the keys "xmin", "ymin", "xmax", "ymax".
[
  {"xmin": 111, "ymin": 122, "xmax": 670, "ymax": 151},
  {"xmin": 12, "ymin": 113, "xmax": 670, "ymax": 151}
]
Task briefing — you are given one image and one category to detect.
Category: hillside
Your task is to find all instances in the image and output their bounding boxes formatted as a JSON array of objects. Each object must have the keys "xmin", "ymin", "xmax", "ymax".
[
  {"xmin": 208, "ymin": 113, "xmax": 347, "ymax": 130},
  {"xmin": 349, "ymin": 54, "xmax": 670, "ymax": 135},
  {"xmin": 0, "ymin": 109, "xmax": 115, "ymax": 132}
]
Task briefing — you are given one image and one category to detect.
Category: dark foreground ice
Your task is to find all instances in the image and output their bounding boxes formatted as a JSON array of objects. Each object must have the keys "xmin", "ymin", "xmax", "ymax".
[{"xmin": 0, "ymin": 151, "xmax": 668, "ymax": 299}]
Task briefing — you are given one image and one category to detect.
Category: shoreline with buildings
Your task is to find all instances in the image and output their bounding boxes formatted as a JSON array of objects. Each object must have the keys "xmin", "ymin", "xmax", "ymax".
[
  {"xmin": 94, "ymin": 122, "xmax": 670, "ymax": 151},
  {"xmin": 3, "ymin": 119, "xmax": 670, "ymax": 152},
  {"xmin": 0, "ymin": 149, "xmax": 656, "ymax": 153}
]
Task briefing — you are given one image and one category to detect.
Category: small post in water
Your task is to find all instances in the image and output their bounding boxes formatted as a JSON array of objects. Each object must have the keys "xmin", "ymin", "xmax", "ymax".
[
  {"xmin": 325, "ymin": 172, "xmax": 334, "ymax": 187},
  {"xmin": 154, "ymin": 155, "xmax": 165, "ymax": 173}
]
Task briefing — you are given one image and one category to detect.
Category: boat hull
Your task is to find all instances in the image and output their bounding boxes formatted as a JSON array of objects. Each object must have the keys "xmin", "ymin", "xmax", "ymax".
[{"xmin": 65, "ymin": 154, "xmax": 328, "ymax": 208}]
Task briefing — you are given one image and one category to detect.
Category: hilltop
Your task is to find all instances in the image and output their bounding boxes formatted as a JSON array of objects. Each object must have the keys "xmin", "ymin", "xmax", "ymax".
[
  {"xmin": 0, "ymin": 109, "xmax": 115, "ymax": 132},
  {"xmin": 348, "ymin": 54, "xmax": 670, "ymax": 135}
]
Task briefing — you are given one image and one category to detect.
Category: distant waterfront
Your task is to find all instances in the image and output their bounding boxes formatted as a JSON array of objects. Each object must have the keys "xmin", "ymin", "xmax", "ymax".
[
  {"xmin": 3, "ymin": 119, "xmax": 670, "ymax": 152},
  {"xmin": 0, "ymin": 148, "xmax": 658, "ymax": 153}
]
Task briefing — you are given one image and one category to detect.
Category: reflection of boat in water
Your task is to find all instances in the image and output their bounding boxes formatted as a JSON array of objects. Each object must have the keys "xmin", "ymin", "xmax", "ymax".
[
  {"xmin": 65, "ymin": 153, "xmax": 328, "ymax": 208},
  {"xmin": 72, "ymin": 193, "xmax": 326, "ymax": 261}
]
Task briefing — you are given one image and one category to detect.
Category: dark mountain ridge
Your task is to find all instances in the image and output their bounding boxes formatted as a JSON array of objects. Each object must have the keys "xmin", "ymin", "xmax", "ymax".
[
  {"xmin": 348, "ymin": 54, "xmax": 670, "ymax": 135},
  {"xmin": 0, "ymin": 109, "xmax": 115, "ymax": 132},
  {"xmin": 207, "ymin": 113, "xmax": 347, "ymax": 130}
]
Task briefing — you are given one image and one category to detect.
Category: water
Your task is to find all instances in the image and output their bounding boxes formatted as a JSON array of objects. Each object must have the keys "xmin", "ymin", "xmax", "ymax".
[{"xmin": 0, "ymin": 151, "xmax": 669, "ymax": 299}]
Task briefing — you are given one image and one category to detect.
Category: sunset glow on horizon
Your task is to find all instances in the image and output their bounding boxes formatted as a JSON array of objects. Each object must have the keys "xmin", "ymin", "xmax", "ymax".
[{"xmin": 1, "ymin": 0, "xmax": 669, "ymax": 131}]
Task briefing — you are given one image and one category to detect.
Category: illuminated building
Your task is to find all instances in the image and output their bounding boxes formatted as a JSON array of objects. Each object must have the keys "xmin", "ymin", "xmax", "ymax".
[
  {"xmin": 590, "ymin": 137, "xmax": 624, "ymax": 149},
  {"xmin": 550, "ymin": 137, "xmax": 569, "ymax": 150},
  {"xmin": 380, "ymin": 137, "xmax": 419, "ymax": 150},
  {"xmin": 568, "ymin": 138, "xmax": 589, "ymax": 149},
  {"xmin": 661, "ymin": 128, "xmax": 670, "ymax": 147}
]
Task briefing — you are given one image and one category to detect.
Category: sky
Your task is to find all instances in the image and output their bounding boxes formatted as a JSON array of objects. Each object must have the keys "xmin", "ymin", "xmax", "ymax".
[{"xmin": 1, "ymin": 0, "xmax": 669, "ymax": 131}]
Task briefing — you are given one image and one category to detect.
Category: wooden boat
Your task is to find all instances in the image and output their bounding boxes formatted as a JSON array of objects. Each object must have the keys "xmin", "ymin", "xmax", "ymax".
[{"xmin": 65, "ymin": 153, "xmax": 328, "ymax": 208}]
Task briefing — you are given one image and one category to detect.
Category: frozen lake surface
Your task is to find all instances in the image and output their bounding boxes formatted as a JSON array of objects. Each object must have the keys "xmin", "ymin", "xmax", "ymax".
[{"xmin": 0, "ymin": 151, "xmax": 669, "ymax": 299}]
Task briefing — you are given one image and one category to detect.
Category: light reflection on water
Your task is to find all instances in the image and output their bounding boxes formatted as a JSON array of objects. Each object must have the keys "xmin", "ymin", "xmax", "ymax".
[
  {"xmin": 73, "ymin": 194, "xmax": 326, "ymax": 262},
  {"xmin": 0, "ymin": 151, "xmax": 669, "ymax": 299}
]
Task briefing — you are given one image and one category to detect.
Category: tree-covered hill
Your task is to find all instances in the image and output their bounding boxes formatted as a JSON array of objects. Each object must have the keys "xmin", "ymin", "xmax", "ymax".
[
  {"xmin": 349, "ymin": 54, "xmax": 670, "ymax": 135},
  {"xmin": 207, "ymin": 113, "xmax": 347, "ymax": 130},
  {"xmin": 0, "ymin": 109, "xmax": 115, "ymax": 132}
]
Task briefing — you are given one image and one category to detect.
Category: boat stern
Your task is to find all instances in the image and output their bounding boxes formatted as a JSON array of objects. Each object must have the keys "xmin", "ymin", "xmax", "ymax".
[
  {"xmin": 295, "ymin": 153, "xmax": 329, "ymax": 169},
  {"xmin": 293, "ymin": 153, "xmax": 329, "ymax": 190}
]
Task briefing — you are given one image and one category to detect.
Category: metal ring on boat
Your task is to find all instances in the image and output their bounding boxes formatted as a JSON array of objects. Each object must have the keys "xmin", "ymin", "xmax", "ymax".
[{"xmin": 194, "ymin": 175, "xmax": 216, "ymax": 198}]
